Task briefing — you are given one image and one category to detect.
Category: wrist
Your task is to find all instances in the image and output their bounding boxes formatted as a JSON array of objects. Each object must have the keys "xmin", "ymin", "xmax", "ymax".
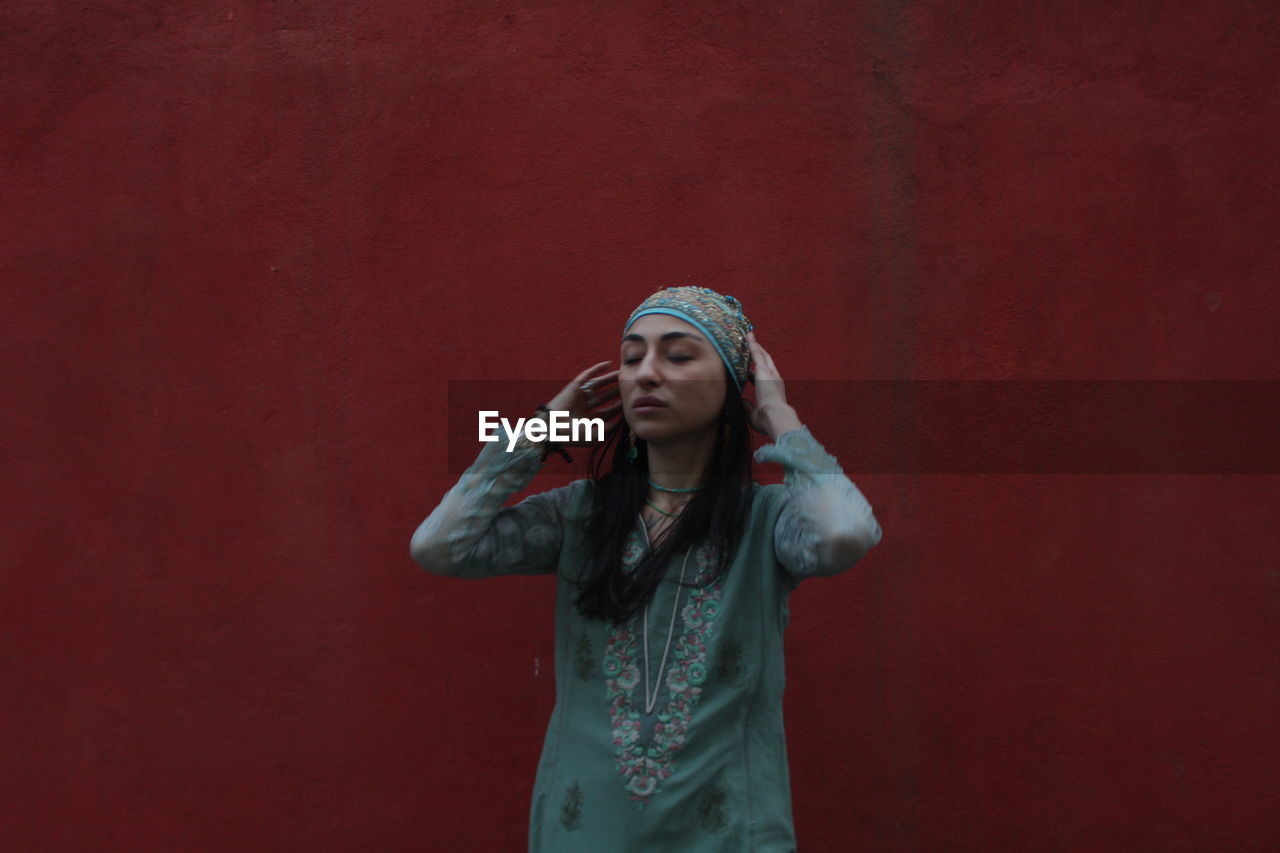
[
  {"xmin": 517, "ymin": 409, "xmax": 552, "ymax": 449},
  {"xmin": 764, "ymin": 405, "xmax": 802, "ymax": 441},
  {"xmin": 528, "ymin": 405, "xmax": 573, "ymax": 463}
]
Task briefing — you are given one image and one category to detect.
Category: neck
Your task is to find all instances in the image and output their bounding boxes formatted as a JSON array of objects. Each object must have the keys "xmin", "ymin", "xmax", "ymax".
[{"xmin": 645, "ymin": 425, "xmax": 716, "ymax": 504}]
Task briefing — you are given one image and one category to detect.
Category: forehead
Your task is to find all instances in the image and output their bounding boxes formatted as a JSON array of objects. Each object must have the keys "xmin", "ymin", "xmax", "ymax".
[{"xmin": 621, "ymin": 314, "xmax": 708, "ymax": 344}]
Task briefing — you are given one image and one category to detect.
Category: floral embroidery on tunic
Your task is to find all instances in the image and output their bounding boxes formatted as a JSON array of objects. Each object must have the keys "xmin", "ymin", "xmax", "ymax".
[{"xmin": 603, "ymin": 531, "xmax": 724, "ymax": 804}]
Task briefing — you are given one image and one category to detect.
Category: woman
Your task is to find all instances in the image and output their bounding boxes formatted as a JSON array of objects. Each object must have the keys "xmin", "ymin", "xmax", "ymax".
[{"xmin": 410, "ymin": 286, "xmax": 884, "ymax": 851}]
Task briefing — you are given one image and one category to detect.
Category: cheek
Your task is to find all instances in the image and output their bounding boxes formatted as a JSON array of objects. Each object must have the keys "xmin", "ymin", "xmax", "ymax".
[
  {"xmin": 683, "ymin": 385, "xmax": 724, "ymax": 417},
  {"xmin": 695, "ymin": 365, "xmax": 727, "ymax": 404}
]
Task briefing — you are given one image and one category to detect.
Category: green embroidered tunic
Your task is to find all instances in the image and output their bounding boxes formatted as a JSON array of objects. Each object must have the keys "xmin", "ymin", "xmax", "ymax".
[{"xmin": 410, "ymin": 425, "xmax": 883, "ymax": 852}]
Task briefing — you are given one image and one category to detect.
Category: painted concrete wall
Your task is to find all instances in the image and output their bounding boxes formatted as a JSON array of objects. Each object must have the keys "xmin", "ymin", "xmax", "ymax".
[{"xmin": 4, "ymin": 1, "xmax": 1276, "ymax": 849}]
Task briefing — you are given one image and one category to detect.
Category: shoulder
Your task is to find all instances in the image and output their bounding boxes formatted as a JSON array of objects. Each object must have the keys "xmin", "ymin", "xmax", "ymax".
[
  {"xmin": 750, "ymin": 480, "xmax": 784, "ymax": 507},
  {"xmin": 745, "ymin": 481, "xmax": 788, "ymax": 527},
  {"xmin": 518, "ymin": 478, "xmax": 592, "ymax": 514},
  {"xmin": 558, "ymin": 477, "xmax": 596, "ymax": 521}
]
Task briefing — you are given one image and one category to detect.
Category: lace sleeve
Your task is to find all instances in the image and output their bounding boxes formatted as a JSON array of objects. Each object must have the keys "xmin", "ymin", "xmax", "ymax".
[
  {"xmin": 753, "ymin": 425, "xmax": 883, "ymax": 588},
  {"xmin": 409, "ymin": 417, "xmax": 584, "ymax": 579}
]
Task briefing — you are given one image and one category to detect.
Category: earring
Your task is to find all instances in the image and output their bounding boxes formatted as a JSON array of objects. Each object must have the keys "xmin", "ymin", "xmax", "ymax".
[{"xmin": 627, "ymin": 429, "xmax": 638, "ymax": 462}]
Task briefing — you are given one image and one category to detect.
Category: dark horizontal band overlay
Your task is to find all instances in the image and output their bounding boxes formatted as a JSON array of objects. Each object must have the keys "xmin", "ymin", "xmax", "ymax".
[{"xmin": 446, "ymin": 380, "xmax": 1280, "ymax": 475}]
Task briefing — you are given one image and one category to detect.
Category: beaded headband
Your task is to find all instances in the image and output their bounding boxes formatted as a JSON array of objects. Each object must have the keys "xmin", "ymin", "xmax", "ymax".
[{"xmin": 623, "ymin": 285, "xmax": 755, "ymax": 391}]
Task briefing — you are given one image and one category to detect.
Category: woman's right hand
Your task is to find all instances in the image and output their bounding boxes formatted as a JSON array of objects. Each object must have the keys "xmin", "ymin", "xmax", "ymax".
[{"xmin": 545, "ymin": 361, "xmax": 622, "ymax": 444}]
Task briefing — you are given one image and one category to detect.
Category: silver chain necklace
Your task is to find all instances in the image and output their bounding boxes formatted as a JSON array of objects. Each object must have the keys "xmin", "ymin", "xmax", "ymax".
[{"xmin": 637, "ymin": 512, "xmax": 692, "ymax": 715}]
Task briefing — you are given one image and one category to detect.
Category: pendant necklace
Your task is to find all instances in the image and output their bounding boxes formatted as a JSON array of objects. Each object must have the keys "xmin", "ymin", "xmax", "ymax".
[{"xmin": 637, "ymin": 511, "xmax": 692, "ymax": 715}]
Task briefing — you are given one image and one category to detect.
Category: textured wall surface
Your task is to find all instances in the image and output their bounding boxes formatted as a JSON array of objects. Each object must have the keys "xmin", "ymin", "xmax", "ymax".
[{"xmin": 3, "ymin": 1, "xmax": 1277, "ymax": 850}]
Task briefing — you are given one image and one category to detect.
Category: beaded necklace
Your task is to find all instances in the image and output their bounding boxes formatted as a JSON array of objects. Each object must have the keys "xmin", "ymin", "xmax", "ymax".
[{"xmin": 647, "ymin": 479, "xmax": 705, "ymax": 494}]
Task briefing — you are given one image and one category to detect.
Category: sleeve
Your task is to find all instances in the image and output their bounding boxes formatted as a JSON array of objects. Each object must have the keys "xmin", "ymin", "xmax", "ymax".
[
  {"xmin": 409, "ymin": 415, "xmax": 584, "ymax": 579},
  {"xmin": 753, "ymin": 425, "xmax": 883, "ymax": 588}
]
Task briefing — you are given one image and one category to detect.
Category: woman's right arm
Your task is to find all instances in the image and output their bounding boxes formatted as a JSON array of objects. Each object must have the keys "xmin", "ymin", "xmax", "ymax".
[
  {"xmin": 410, "ymin": 413, "xmax": 582, "ymax": 579},
  {"xmin": 410, "ymin": 361, "xmax": 621, "ymax": 579}
]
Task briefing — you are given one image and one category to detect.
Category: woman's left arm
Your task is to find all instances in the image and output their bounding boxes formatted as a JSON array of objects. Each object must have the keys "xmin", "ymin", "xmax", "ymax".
[
  {"xmin": 754, "ymin": 423, "xmax": 883, "ymax": 585},
  {"xmin": 744, "ymin": 331, "xmax": 884, "ymax": 586}
]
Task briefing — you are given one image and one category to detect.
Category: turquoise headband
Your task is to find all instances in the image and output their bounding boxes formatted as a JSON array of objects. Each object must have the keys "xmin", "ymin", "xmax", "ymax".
[{"xmin": 623, "ymin": 286, "xmax": 754, "ymax": 392}]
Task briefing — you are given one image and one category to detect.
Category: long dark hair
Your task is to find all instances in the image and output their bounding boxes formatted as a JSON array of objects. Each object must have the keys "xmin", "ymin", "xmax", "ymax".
[{"xmin": 569, "ymin": 365, "xmax": 756, "ymax": 624}]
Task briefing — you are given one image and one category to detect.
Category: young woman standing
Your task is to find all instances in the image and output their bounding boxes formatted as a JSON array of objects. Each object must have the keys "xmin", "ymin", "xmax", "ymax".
[{"xmin": 411, "ymin": 286, "xmax": 884, "ymax": 851}]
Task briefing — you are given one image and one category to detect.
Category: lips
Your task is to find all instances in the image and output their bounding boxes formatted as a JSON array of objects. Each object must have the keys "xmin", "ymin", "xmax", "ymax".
[{"xmin": 632, "ymin": 396, "xmax": 667, "ymax": 410}]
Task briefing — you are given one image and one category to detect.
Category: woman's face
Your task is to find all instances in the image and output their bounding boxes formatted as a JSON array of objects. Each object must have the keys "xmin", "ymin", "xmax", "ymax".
[{"xmin": 619, "ymin": 314, "xmax": 728, "ymax": 444}]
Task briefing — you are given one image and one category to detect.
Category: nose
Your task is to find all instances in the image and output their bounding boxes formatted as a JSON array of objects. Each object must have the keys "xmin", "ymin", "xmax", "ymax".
[{"xmin": 632, "ymin": 350, "xmax": 664, "ymax": 388}]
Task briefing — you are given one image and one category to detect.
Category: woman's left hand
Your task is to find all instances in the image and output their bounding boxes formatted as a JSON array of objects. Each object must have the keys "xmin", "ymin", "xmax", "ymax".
[{"xmin": 744, "ymin": 331, "xmax": 802, "ymax": 440}]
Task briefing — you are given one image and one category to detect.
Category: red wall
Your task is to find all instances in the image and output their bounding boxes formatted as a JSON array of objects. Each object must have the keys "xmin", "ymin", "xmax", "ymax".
[{"xmin": 4, "ymin": 1, "xmax": 1277, "ymax": 849}]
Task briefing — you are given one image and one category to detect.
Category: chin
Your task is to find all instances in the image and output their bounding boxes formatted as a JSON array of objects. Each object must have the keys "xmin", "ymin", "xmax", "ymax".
[{"xmin": 629, "ymin": 423, "xmax": 667, "ymax": 443}]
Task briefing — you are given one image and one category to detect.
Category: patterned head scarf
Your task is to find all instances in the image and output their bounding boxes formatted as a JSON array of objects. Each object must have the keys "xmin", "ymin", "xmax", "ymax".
[{"xmin": 623, "ymin": 286, "xmax": 755, "ymax": 392}]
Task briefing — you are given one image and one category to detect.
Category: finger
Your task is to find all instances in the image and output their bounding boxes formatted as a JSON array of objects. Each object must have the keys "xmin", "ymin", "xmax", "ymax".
[
  {"xmin": 591, "ymin": 384, "xmax": 621, "ymax": 403},
  {"xmin": 582, "ymin": 368, "xmax": 620, "ymax": 394},
  {"xmin": 748, "ymin": 331, "xmax": 772, "ymax": 358},
  {"xmin": 749, "ymin": 357, "xmax": 776, "ymax": 381},
  {"xmin": 574, "ymin": 361, "xmax": 613, "ymax": 384},
  {"xmin": 758, "ymin": 339, "xmax": 778, "ymax": 369},
  {"xmin": 752, "ymin": 339, "xmax": 779, "ymax": 376},
  {"xmin": 575, "ymin": 363, "xmax": 618, "ymax": 404},
  {"xmin": 586, "ymin": 381, "xmax": 621, "ymax": 405},
  {"xmin": 748, "ymin": 334, "xmax": 774, "ymax": 366}
]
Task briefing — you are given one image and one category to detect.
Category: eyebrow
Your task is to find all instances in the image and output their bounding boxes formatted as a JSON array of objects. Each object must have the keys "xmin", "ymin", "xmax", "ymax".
[{"xmin": 621, "ymin": 331, "xmax": 707, "ymax": 345}]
